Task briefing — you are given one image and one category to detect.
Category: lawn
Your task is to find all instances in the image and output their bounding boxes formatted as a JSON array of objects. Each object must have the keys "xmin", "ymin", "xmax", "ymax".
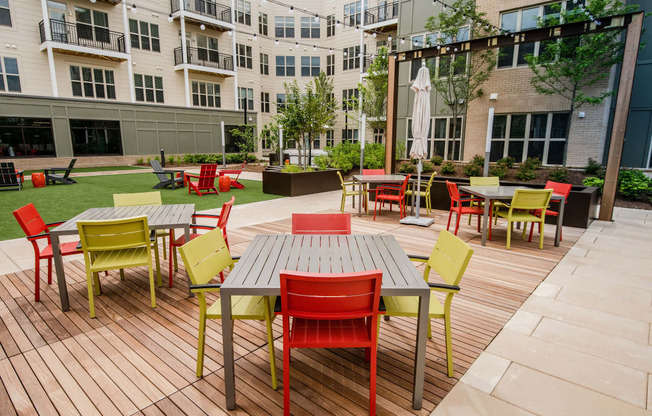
[{"xmin": 1, "ymin": 172, "xmax": 283, "ymax": 241}]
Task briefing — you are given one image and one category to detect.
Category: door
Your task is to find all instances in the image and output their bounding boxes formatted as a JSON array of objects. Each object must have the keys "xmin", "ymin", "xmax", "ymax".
[{"xmin": 47, "ymin": 1, "xmax": 67, "ymax": 42}]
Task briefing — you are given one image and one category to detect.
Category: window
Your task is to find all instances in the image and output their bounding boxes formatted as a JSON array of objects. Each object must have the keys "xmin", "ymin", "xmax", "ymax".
[
  {"xmin": 197, "ymin": 35, "xmax": 220, "ymax": 64},
  {"xmin": 261, "ymin": 92, "xmax": 270, "ymax": 113},
  {"xmin": 342, "ymin": 128, "xmax": 359, "ymax": 143},
  {"xmin": 300, "ymin": 17, "xmax": 320, "ymax": 38},
  {"xmin": 276, "ymin": 93, "xmax": 286, "ymax": 111},
  {"xmin": 134, "ymin": 74, "xmax": 163, "ymax": 103},
  {"xmin": 325, "ymin": 130, "xmax": 334, "ymax": 147},
  {"xmin": 0, "ymin": 57, "xmax": 21, "ymax": 92},
  {"xmin": 326, "ymin": 54, "xmax": 335, "ymax": 76},
  {"xmin": 411, "ymin": 28, "xmax": 469, "ymax": 80},
  {"xmin": 301, "ymin": 56, "xmax": 320, "ymax": 77},
  {"xmin": 0, "ymin": 0, "xmax": 11, "ymax": 27},
  {"xmin": 275, "ymin": 16, "xmax": 294, "ymax": 38},
  {"xmin": 343, "ymin": 46, "xmax": 360, "ymax": 70},
  {"xmin": 261, "ymin": 129, "xmax": 271, "ymax": 149},
  {"xmin": 415, "ymin": 117, "xmax": 463, "ymax": 160},
  {"xmin": 326, "ymin": 14, "xmax": 335, "ymax": 37},
  {"xmin": 260, "ymin": 53, "xmax": 269, "ymax": 75},
  {"xmin": 236, "ymin": 44, "xmax": 252, "ymax": 68},
  {"xmin": 129, "ymin": 19, "xmax": 160, "ymax": 52},
  {"xmin": 342, "ymin": 88, "xmax": 358, "ymax": 111},
  {"xmin": 373, "ymin": 129, "xmax": 384, "ymax": 144},
  {"xmin": 75, "ymin": 7, "xmax": 109, "ymax": 44},
  {"xmin": 192, "ymin": 81, "xmax": 221, "ymax": 107},
  {"xmin": 238, "ymin": 87, "xmax": 254, "ymax": 110},
  {"xmin": 235, "ymin": 0, "xmax": 251, "ymax": 25},
  {"xmin": 344, "ymin": 1, "xmax": 361, "ymax": 27},
  {"xmin": 275, "ymin": 56, "xmax": 295, "ymax": 76},
  {"xmin": 70, "ymin": 65, "xmax": 115, "ymax": 99},
  {"xmin": 258, "ymin": 12, "xmax": 268, "ymax": 35},
  {"xmin": 490, "ymin": 113, "xmax": 568, "ymax": 164},
  {"xmin": 0, "ymin": 118, "xmax": 55, "ymax": 157},
  {"xmin": 70, "ymin": 119, "xmax": 122, "ymax": 155}
]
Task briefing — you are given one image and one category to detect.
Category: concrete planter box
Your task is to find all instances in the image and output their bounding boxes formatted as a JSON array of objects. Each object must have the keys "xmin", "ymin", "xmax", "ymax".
[{"xmin": 263, "ymin": 167, "xmax": 341, "ymax": 197}]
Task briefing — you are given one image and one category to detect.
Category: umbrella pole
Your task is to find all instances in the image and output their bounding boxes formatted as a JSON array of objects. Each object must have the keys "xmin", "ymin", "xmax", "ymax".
[{"xmin": 415, "ymin": 160, "xmax": 422, "ymax": 219}]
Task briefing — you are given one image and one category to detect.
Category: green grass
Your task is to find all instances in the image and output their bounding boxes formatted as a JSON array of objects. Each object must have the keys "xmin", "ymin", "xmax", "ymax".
[
  {"xmin": 1, "ymin": 172, "xmax": 283, "ymax": 241},
  {"xmin": 22, "ymin": 166, "xmax": 148, "ymax": 175}
]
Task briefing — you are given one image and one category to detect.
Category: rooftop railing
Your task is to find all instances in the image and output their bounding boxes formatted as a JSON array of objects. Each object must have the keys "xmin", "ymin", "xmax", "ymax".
[
  {"xmin": 174, "ymin": 46, "xmax": 234, "ymax": 71},
  {"xmin": 365, "ymin": 2, "xmax": 399, "ymax": 25},
  {"xmin": 39, "ymin": 20, "xmax": 126, "ymax": 53},
  {"xmin": 170, "ymin": 0, "xmax": 232, "ymax": 24}
]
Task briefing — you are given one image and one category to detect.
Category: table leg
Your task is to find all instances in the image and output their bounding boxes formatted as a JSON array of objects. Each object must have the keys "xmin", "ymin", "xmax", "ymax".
[
  {"xmin": 221, "ymin": 292, "xmax": 236, "ymax": 409},
  {"xmin": 481, "ymin": 197, "xmax": 490, "ymax": 246},
  {"xmin": 51, "ymin": 233, "xmax": 70, "ymax": 311},
  {"xmin": 358, "ymin": 182, "xmax": 363, "ymax": 217},
  {"xmin": 555, "ymin": 197, "xmax": 565, "ymax": 247},
  {"xmin": 412, "ymin": 292, "xmax": 430, "ymax": 409}
]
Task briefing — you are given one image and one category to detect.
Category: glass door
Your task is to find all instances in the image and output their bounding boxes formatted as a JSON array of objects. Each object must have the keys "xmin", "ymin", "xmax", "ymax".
[{"xmin": 47, "ymin": 1, "xmax": 67, "ymax": 42}]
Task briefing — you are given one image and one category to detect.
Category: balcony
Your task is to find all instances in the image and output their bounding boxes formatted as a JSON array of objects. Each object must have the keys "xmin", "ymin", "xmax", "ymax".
[
  {"xmin": 174, "ymin": 46, "xmax": 234, "ymax": 77},
  {"xmin": 39, "ymin": 20, "xmax": 128, "ymax": 61},
  {"xmin": 170, "ymin": 0, "xmax": 233, "ymax": 31},
  {"xmin": 364, "ymin": 2, "xmax": 399, "ymax": 32}
]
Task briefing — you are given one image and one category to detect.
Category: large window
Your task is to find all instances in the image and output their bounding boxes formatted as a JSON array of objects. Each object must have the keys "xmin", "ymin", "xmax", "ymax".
[
  {"xmin": 192, "ymin": 81, "xmax": 221, "ymax": 107},
  {"xmin": 0, "ymin": 57, "xmax": 21, "ymax": 92},
  {"xmin": 301, "ymin": 56, "xmax": 320, "ymax": 77},
  {"xmin": 134, "ymin": 74, "xmax": 163, "ymax": 103},
  {"xmin": 491, "ymin": 113, "xmax": 568, "ymax": 165},
  {"xmin": 197, "ymin": 35, "xmax": 219, "ymax": 63},
  {"xmin": 344, "ymin": 1, "xmax": 361, "ymax": 26},
  {"xmin": 261, "ymin": 92, "xmax": 270, "ymax": 113},
  {"xmin": 236, "ymin": 44, "xmax": 252, "ymax": 68},
  {"xmin": 260, "ymin": 53, "xmax": 269, "ymax": 75},
  {"xmin": 0, "ymin": 118, "xmax": 55, "ymax": 157},
  {"xmin": 275, "ymin": 16, "xmax": 294, "ymax": 38},
  {"xmin": 235, "ymin": 0, "xmax": 251, "ymax": 25},
  {"xmin": 300, "ymin": 17, "xmax": 320, "ymax": 38},
  {"xmin": 258, "ymin": 12, "xmax": 268, "ymax": 35},
  {"xmin": 238, "ymin": 87, "xmax": 254, "ymax": 110},
  {"xmin": 0, "ymin": 0, "xmax": 11, "ymax": 27},
  {"xmin": 75, "ymin": 7, "xmax": 109, "ymax": 44},
  {"xmin": 70, "ymin": 119, "xmax": 122, "ymax": 155},
  {"xmin": 343, "ymin": 46, "xmax": 360, "ymax": 70},
  {"xmin": 70, "ymin": 66, "xmax": 115, "ymax": 99},
  {"xmin": 342, "ymin": 88, "xmax": 358, "ymax": 111},
  {"xmin": 410, "ymin": 27, "xmax": 469, "ymax": 80},
  {"xmin": 129, "ymin": 19, "xmax": 160, "ymax": 52},
  {"xmin": 326, "ymin": 54, "xmax": 335, "ymax": 76},
  {"xmin": 326, "ymin": 14, "xmax": 335, "ymax": 37},
  {"xmin": 342, "ymin": 128, "xmax": 359, "ymax": 143},
  {"xmin": 275, "ymin": 56, "xmax": 295, "ymax": 76}
]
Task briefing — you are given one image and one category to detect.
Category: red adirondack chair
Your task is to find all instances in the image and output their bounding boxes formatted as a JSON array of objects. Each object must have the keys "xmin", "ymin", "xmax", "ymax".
[
  {"xmin": 186, "ymin": 164, "xmax": 219, "ymax": 196},
  {"xmin": 373, "ymin": 174, "xmax": 411, "ymax": 220},
  {"xmin": 291, "ymin": 213, "xmax": 351, "ymax": 235},
  {"xmin": 219, "ymin": 161, "xmax": 246, "ymax": 189}
]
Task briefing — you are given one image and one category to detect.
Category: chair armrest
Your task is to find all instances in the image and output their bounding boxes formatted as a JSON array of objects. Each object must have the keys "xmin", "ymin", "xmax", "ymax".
[
  {"xmin": 184, "ymin": 173, "xmax": 200, "ymax": 179},
  {"xmin": 150, "ymin": 230, "xmax": 157, "ymax": 242},
  {"xmin": 192, "ymin": 213, "xmax": 221, "ymax": 219},
  {"xmin": 220, "ymin": 169, "xmax": 242, "ymax": 175},
  {"xmin": 45, "ymin": 221, "xmax": 66, "ymax": 228},
  {"xmin": 376, "ymin": 185, "xmax": 401, "ymax": 193},
  {"xmin": 26, "ymin": 232, "xmax": 49, "ymax": 241},
  {"xmin": 190, "ymin": 283, "xmax": 222, "ymax": 293},
  {"xmin": 429, "ymin": 282, "xmax": 460, "ymax": 293},
  {"xmin": 407, "ymin": 254, "xmax": 429, "ymax": 263},
  {"xmin": 189, "ymin": 225, "xmax": 216, "ymax": 231},
  {"xmin": 45, "ymin": 167, "xmax": 71, "ymax": 172},
  {"xmin": 459, "ymin": 197, "xmax": 484, "ymax": 203},
  {"xmin": 76, "ymin": 241, "xmax": 82, "ymax": 250},
  {"xmin": 274, "ymin": 296, "xmax": 282, "ymax": 313},
  {"xmin": 232, "ymin": 255, "xmax": 240, "ymax": 263}
]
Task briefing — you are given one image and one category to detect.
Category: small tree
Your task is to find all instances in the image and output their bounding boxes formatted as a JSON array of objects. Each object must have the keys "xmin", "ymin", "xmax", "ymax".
[
  {"xmin": 525, "ymin": 0, "xmax": 637, "ymax": 166},
  {"xmin": 276, "ymin": 81, "xmax": 306, "ymax": 165},
  {"xmin": 229, "ymin": 124, "xmax": 255, "ymax": 161},
  {"xmin": 425, "ymin": 0, "xmax": 498, "ymax": 160},
  {"xmin": 355, "ymin": 47, "xmax": 390, "ymax": 142},
  {"xmin": 304, "ymin": 72, "xmax": 338, "ymax": 165}
]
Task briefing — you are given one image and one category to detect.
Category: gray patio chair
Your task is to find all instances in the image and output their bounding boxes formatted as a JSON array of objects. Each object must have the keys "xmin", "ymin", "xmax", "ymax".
[
  {"xmin": 150, "ymin": 160, "xmax": 185, "ymax": 189},
  {"xmin": 45, "ymin": 159, "xmax": 77, "ymax": 185},
  {"xmin": 0, "ymin": 162, "xmax": 22, "ymax": 191}
]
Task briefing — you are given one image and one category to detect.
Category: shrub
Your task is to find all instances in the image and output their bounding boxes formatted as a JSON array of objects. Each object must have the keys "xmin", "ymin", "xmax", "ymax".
[
  {"xmin": 363, "ymin": 143, "xmax": 385, "ymax": 169},
  {"xmin": 329, "ymin": 142, "xmax": 360, "ymax": 172},
  {"xmin": 497, "ymin": 156, "xmax": 514, "ymax": 169},
  {"xmin": 431, "ymin": 155, "xmax": 444, "ymax": 166},
  {"xmin": 470, "ymin": 154, "xmax": 485, "ymax": 167},
  {"xmin": 521, "ymin": 157, "xmax": 541, "ymax": 170},
  {"xmin": 489, "ymin": 165, "xmax": 507, "ymax": 179},
  {"xmin": 175, "ymin": 155, "xmax": 183, "ymax": 166},
  {"xmin": 440, "ymin": 161, "xmax": 456, "ymax": 175},
  {"xmin": 282, "ymin": 164, "xmax": 313, "ymax": 173},
  {"xmin": 462, "ymin": 163, "xmax": 482, "ymax": 177},
  {"xmin": 147, "ymin": 157, "xmax": 151, "ymax": 164},
  {"xmin": 314, "ymin": 155, "xmax": 330, "ymax": 170},
  {"xmin": 584, "ymin": 158, "xmax": 602, "ymax": 175},
  {"xmin": 136, "ymin": 157, "xmax": 144, "ymax": 165},
  {"xmin": 583, "ymin": 177, "xmax": 604, "ymax": 193},
  {"xmin": 548, "ymin": 166, "xmax": 568, "ymax": 183},
  {"xmin": 618, "ymin": 169, "xmax": 652, "ymax": 200},
  {"xmin": 398, "ymin": 161, "xmax": 417, "ymax": 173},
  {"xmin": 421, "ymin": 161, "xmax": 435, "ymax": 173},
  {"xmin": 516, "ymin": 165, "xmax": 536, "ymax": 181},
  {"xmin": 154, "ymin": 156, "xmax": 160, "ymax": 162}
]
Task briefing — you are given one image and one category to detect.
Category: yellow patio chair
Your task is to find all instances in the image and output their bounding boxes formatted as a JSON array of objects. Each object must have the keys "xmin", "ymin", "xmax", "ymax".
[
  {"xmin": 77, "ymin": 216, "xmax": 157, "ymax": 318},
  {"xmin": 494, "ymin": 188, "xmax": 553, "ymax": 250},
  {"xmin": 337, "ymin": 170, "xmax": 367, "ymax": 214},
  {"xmin": 178, "ymin": 228, "xmax": 278, "ymax": 388},
  {"xmin": 468, "ymin": 176, "xmax": 506, "ymax": 226},
  {"xmin": 405, "ymin": 171, "xmax": 436, "ymax": 215},
  {"xmin": 382, "ymin": 230, "xmax": 473, "ymax": 377}
]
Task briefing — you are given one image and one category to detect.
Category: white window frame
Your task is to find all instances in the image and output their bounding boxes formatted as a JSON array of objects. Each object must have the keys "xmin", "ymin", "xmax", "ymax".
[
  {"xmin": 301, "ymin": 56, "xmax": 320, "ymax": 77},
  {"xmin": 134, "ymin": 74, "xmax": 163, "ymax": 103},
  {"xmin": 0, "ymin": 56, "xmax": 21, "ymax": 92},
  {"xmin": 70, "ymin": 65, "xmax": 115, "ymax": 99},
  {"xmin": 191, "ymin": 81, "xmax": 221, "ymax": 108},
  {"xmin": 300, "ymin": 17, "xmax": 320, "ymax": 39},
  {"xmin": 275, "ymin": 16, "xmax": 294, "ymax": 38},
  {"xmin": 235, "ymin": 0, "xmax": 251, "ymax": 25},
  {"xmin": 129, "ymin": 19, "xmax": 160, "ymax": 52},
  {"xmin": 236, "ymin": 43, "xmax": 252, "ymax": 68}
]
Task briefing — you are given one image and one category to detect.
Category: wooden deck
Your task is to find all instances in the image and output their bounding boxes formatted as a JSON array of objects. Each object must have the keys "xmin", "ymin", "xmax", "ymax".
[{"xmin": 0, "ymin": 208, "xmax": 582, "ymax": 415}]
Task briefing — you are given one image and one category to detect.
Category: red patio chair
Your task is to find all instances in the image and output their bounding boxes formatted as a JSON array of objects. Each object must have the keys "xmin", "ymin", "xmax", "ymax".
[
  {"xmin": 186, "ymin": 164, "xmax": 219, "ymax": 196},
  {"xmin": 219, "ymin": 161, "xmax": 246, "ymax": 189},
  {"xmin": 446, "ymin": 181, "xmax": 486, "ymax": 236},
  {"xmin": 169, "ymin": 196, "xmax": 235, "ymax": 285},
  {"xmin": 277, "ymin": 269, "xmax": 383, "ymax": 416},
  {"xmin": 529, "ymin": 181, "xmax": 572, "ymax": 242},
  {"xmin": 362, "ymin": 169, "xmax": 385, "ymax": 175},
  {"xmin": 291, "ymin": 213, "xmax": 351, "ymax": 234},
  {"xmin": 373, "ymin": 174, "xmax": 411, "ymax": 220},
  {"xmin": 13, "ymin": 203, "xmax": 82, "ymax": 301}
]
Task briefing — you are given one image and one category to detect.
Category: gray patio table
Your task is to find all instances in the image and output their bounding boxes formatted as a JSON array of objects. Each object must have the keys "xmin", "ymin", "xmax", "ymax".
[
  {"xmin": 50, "ymin": 204, "xmax": 196, "ymax": 311},
  {"xmin": 220, "ymin": 233, "xmax": 430, "ymax": 410},
  {"xmin": 458, "ymin": 185, "xmax": 565, "ymax": 247},
  {"xmin": 352, "ymin": 174, "xmax": 416, "ymax": 217}
]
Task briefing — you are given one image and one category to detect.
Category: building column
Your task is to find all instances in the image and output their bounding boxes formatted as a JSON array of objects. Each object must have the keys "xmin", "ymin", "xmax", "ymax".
[
  {"xmin": 231, "ymin": 0, "xmax": 239, "ymax": 110},
  {"xmin": 179, "ymin": 11, "xmax": 191, "ymax": 107},
  {"xmin": 40, "ymin": 0, "xmax": 58, "ymax": 97},
  {"xmin": 122, "ymin": 1, "xmax": 135, "ymax": 103}
]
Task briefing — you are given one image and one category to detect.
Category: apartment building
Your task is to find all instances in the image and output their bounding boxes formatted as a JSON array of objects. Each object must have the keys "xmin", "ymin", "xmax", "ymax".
[{"xmin": 0, "ymin": 0, "xmax": 398, "ymax": 166}]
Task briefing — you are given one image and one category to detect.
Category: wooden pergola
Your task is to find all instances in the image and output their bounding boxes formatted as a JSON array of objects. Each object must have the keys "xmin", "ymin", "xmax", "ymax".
[{"xmin": 385, "ymin": 12, "xmax": 644, "ymax": 221}]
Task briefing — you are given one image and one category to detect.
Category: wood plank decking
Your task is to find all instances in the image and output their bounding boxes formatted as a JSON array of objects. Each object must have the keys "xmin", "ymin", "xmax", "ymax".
[{"xmin": 0, "ymin": 209, "xmax": 581, "ymax": 415}]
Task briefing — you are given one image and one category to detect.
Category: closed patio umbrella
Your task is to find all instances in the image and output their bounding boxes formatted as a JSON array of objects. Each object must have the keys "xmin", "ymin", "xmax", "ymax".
[{"xmin": 401, "ymin": 63, "xmax": 434, "ymax": 227}]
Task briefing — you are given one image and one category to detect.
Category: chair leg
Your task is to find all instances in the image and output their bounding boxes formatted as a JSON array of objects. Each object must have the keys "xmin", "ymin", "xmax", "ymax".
[
  {"xmin": 86, "ymin": 269, "xmax": 96, "ymax": 319},
  {"xmin": 454, "ymin": 212, "xmax": 461, "ymax": 236},
  {"xmin": 35, "ymin": 258, "xmax": 41, "ymax": 302},
  {"xmin": 196, "ymin": 309, "xmax": 207, "ymax": 377},
  {"xmin": 148, "ymin": 260, "xmax": 156, "ymax": 309},
  {"xmin": 340, "ymin": 193, "xmax": 346, "ymax": 213},
  {"xmin": 444, "ymin": 313, "xmax": 454, "ymax": 378},
  {"xmin": 539, "ymin": 221, "xmax": 545, "ymax": 249},
  {"xmin": 93, "ymin": 272, "xmax": 101, "ymax": 295},
  {"xmin": 153, "ymin": 242, "xmax": 162, "ymax": 287},
  {"xmin": 47, "ymin": 257, "xmax": 52, "ymax": 285},
  {"xmin": 529, "ymin": 222, "xmax": 535, "ymax": 242},
  {"xmin": 283, "ymin": 344, "xmax": 291, "ymax": 416},
  {"xmin": 161, "ymin": 236, "xmax": 167, "ymax": 260},
  {"xmin": 522, "ymin": 223, "xmax": 528, "ymax": 241},
  {"xmin": 427, "ymin": 318, "xmax": 432, "ymax": 339},
  {"xmin": 373, "ymin": 197, "xmax": 379, "ymax": 221},
  {"xmin": 506, "ymin": 221, "xmax": 512, "ymax": 250},
  {"xmin": 370, "ymin": 343, "xmax": 377, "ymax": 416},
  {"xmin": 447, "ymin": 210, "xmax": 453, "ymax": 231}
]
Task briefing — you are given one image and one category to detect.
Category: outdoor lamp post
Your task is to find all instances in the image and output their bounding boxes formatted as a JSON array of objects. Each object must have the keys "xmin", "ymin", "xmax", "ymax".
[
  {"xmin": 484, "ymin": 93, "xmax": 498, "ymax": 177},
  {"xmin": 360, "ymin": 114, "xmax": 366, "ymax": 175},
  {"xmin": 221, "ymin": 121, "xmax": 226, "ymax": 168}
]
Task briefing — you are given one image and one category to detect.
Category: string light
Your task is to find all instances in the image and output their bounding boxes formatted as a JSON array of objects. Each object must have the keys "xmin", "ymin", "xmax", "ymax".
[
  {"xmin": 227, "ymin": 30, "xmax": 233, "ymax": 36},
  {"xmin": 288, "ymin": 5, "xmax": 293, "ymax": 14},
  {"xmin": 275, "ymin": 39, "xmax": 279, "ymax": 46},
  {"xmin": 329, "ymin": 48, "xmax": 333, "ymax": 54},
  {"xmin": 200, "ymin": 23, "xmax": 206, "ymax": 30},
  {"xmin": 314, "ymin": 13, "xmax": 319, "ymax": 22},
  {"xmin": 253, "ymin": 33, "xmax": 257, "ymax": 40},
  {"xmin": 313, "ymin": 45, "xmax": 317, "ymax": 51},
  {"xmin": 400, "ymin": 37, "xmax": 405, "ymax": 44},
  {"xmin": 168, "ymin": 13, "xmax": 173, "ymax": 22},
  {"xmin": 131, "ymin": 4, "xmax": 137, "ymax": 13}
]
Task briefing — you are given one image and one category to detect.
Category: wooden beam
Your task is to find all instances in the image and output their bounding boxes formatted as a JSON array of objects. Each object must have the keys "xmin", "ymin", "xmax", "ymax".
[
  {"xmin": 385, "ymin": 54, "xmax": 398, "ymax": 173},
  {"xmin": 599, "ymin": 12, "xmax": 644, "ymax": 221}
]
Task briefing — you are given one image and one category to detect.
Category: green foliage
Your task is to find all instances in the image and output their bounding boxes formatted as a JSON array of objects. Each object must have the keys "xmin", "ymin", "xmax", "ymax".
[
  {"xmin": 548, "ymin": 166, "xmax": 569, "ymax": 183},
  {"xmin": 470, "ymin": 154, "xmax": 485, "ymax": 166},
  {"xmin": 180, "ymin": 153, "xmax": 256, "ymax": 164},
  {"xmin": 421, "ymin": 161, "xmax": 435, "ymax": 173},
  {"xmin": 313, "ymin": 155, "xmax": 330, "ymax": 170},
  {"xmin": 497, "ymin": 156, "xmax": 514, "ymax": 169},
  {"xmin": 329, "ymin": 142, "xmax": 361, "ymax": 172},
  {"xmin": 154, "ymin": 156, "xmax": 160, "ymax": 162},
  {"xmin": 618, "ymin": 169, "xmax": 652, "ymax": 200},
  {"xmin": 362, "ymin": 143, "xmax": 386, "ymax": 169},
  {"xmin": 167, "ymin": 156, "xmax": 175, "ymax": 165},
  {"xmin": 584, "ymin": 157, "xmax": 603, "ymax": 175},
  {"xmin": 175, "ymin": 155, "xmax": 182, "ymax": 166},
  {"xmin": 516, "ymin": 164, "xmax": 537, "ymax": 181},
  {"xmin": 147, "ymin": 157, "xmax": 151, "ymax": 163},
  {"xmin": 521, "ymin": 157, "xmax": 542, "ymax": 170},
  {"xmin": 398, "ymin": 161, "xmax": 417, "ymax": 174},
  {"xmin": 489, "ymin": 165, "xmax": 507, "ymax": 179},
  {"xmin": 583, "ymin": 177, "xmax": 604, "ymax": 193},
  {"xmin": 282, "ymin": 164, "xmax": 314, "ymax": 173},
  {"xmin": 230, "ymin": 125, "xmax": 256, "ymax": 157},
  {"xmin": 431, "ymin": 155, "xmax": 444, "ymax": 166},
  {"xmin": 396, "ymin": 141, "xmax": 406, "ymax": 159},
  {"xmin": 136, "ymin": 157, "xmax": 144, "ymax": 165},
  {"xmin": 356, "ymin": 47, "xmax": 389, "ymax": 135},
  {"xmin": 462, "ymin": 163, "xmax": 482, "ymax": 177},
  {"xmin": 440, "ymin": 161, "xmax": 456, "ymax": 175}
]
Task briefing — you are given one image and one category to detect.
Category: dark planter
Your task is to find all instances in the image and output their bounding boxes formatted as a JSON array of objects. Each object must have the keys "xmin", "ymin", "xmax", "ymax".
[
  {"xmin": 263, "ymin": 167, "xmax": 342, "ymax": 196},
  {"xmin": 427, "ymin": 176, "xmax": 600, "ymax": 229}
]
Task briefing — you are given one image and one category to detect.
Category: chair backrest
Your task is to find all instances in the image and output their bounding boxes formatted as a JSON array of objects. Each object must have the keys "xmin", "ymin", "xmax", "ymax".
[
  {"xmin": 336, "ymin": 170, "xmax": 346, "ymax": 187},
  {"xmin": 150, "ymin": 160, "xmax": 169, "ymax": 181},
  {"xmin": 13, "ymin": 203, "xmax": 48, "ymax": 240},
  {"xmin": 280, "ymin": 270, "xmax": 382, "ymax": 320},
  {"xmin": 544, "ymin": 180, "xmax": 572, "ymax": 200},
  {"xmin": 399, "ymin": 174, "xmax": 411, "ymax": 193},
  {"xmin": 510, "ymin": 189, "xmax": 553, "ymax": 211},
  {"xmin": 178, "ymin": 227, "xmax": 234, "ymax": 286},
  {"xmin": 363, "ymin": 169, "xmax": 385, "ymax": 175},
  {"xmin": 77, "ymin": 216, "xmax": 150, "ymax": 252},
  {"xmin": 425, "ymin": 171, "xmax": 437, "ymax": 187},
  {"xmin": 445, "ymin": 180, "xmax": 461, "ymax": 202},
  {"xmin": 426, "ymin": 230, "xmax": 474, "ymax": 286},
  {"xmin": 197, "ymin": 164, "xmax": 218, "ymax": 187},
  {"xmin": 217, "ymin": 196, "xmax": 235, "ymax": 230},
  {"xmin": 113, "ymin": 191, "xmax": 162, "ymax": 207},
  {"xmin": 292, "ymin": 213, "xmax": 352, "ymax": 235},
  {"xmin": 470, "ymin": 176, "xmax": 499, "ymax": 186},
  {"xmin": 63, "ymin": 159, "xmax": 77, "ymax": 178},
  {"xmin": 0, "ymin": 162, "xmax": 19, "ymax": 187}
]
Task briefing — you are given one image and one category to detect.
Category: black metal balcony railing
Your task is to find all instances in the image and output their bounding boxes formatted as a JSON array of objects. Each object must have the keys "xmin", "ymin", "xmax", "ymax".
[
  {"xmin": 171, "ymin": 0, "xmax": 232, "ymax": 24},
  {"xmin": 365, "ymin": 2, "xmax": 399, "ymax": 25},
  {"xmin": 174, "ymin": 46, "xmax": 234, "ymax": 71},
  {"xmin": 39, "ymin": 20, "xmax": 126, "ymax": 53}
]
